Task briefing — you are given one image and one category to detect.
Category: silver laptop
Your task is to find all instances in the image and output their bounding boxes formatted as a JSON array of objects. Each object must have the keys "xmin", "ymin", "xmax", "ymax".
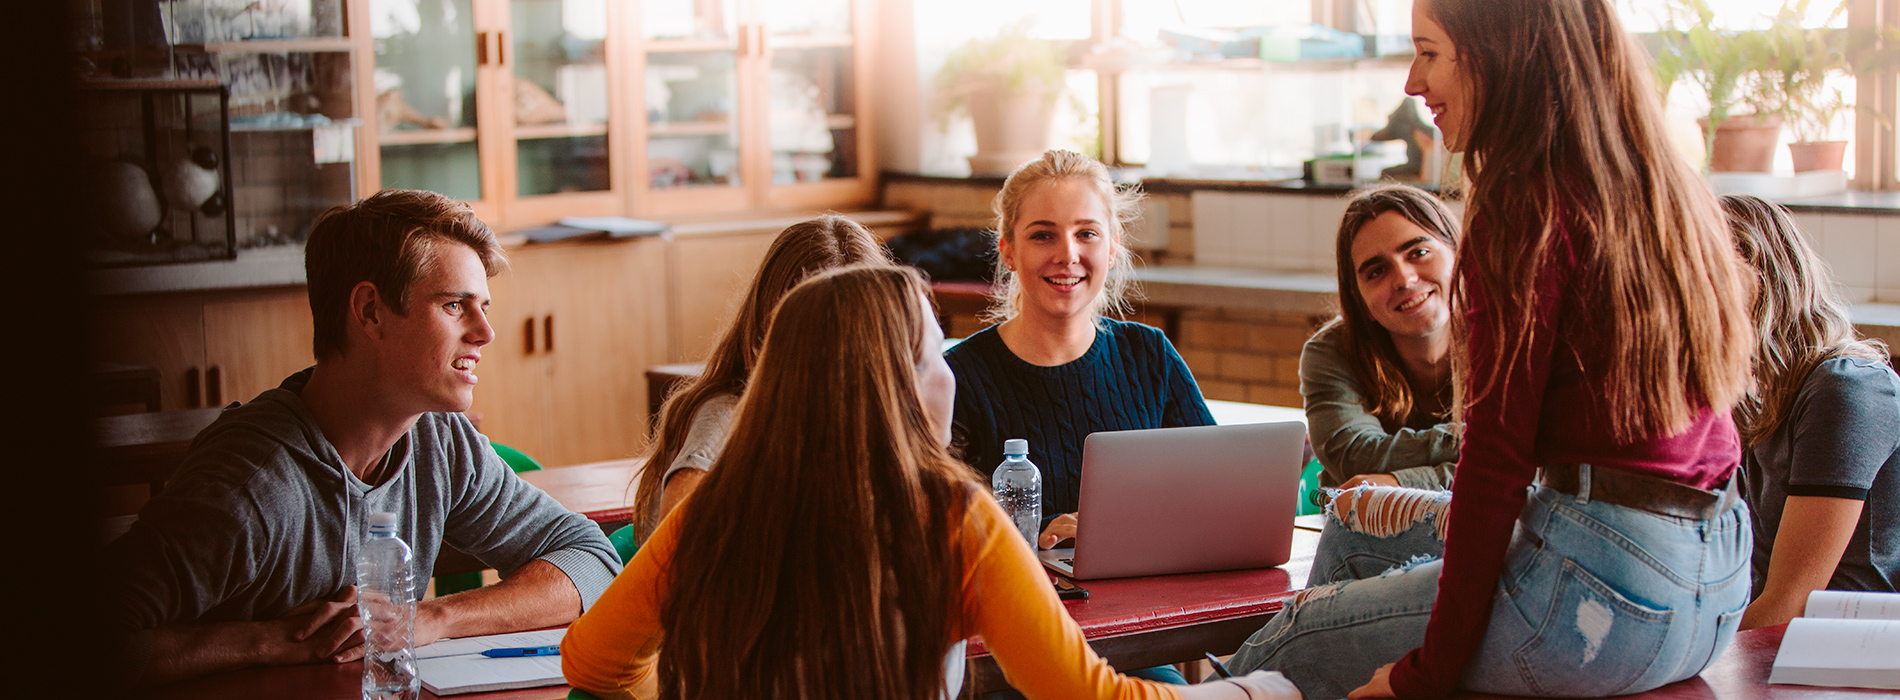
[{"xmin": 1039, "ymin": 421, "xmax": 1305, "ymax": 580}]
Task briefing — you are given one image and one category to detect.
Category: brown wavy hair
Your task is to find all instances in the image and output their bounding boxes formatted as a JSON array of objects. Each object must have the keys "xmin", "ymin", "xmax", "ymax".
[
  {"xmin": 1328, "ymin": 184, "xmax": 1462, "ymax": 429},
  {"xmin": 631, "ymin": 215, "xmax": 889, "ymax": 540},
  {"xmin": 1721, "ymin": 194, "xmax": 1888, "ymax": 445},
  {"xmin": 984, "ymin": 149, "xmax": 1140, "ymax": 324},
  {"xmin": 657, "ymin": 265, "xmax": 980, "ymax": 700},
  {"xmin": 1433, "ymin": 0, "xmax": 1752, "ymax": 438}
]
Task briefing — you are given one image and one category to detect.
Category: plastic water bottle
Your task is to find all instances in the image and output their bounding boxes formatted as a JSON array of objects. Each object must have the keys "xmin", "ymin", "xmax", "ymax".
[
  {"xmin": 359, "ymin": 512, "xmax": 418, "ymax": 700},
  {"xmin": 991, "ymin": 439, "xmax": 1043, "ymax": 547}
]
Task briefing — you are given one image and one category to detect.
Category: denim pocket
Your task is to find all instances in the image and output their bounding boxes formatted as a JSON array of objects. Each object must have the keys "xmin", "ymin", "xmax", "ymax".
[
  {"xmin": 1513, "ymin": 559, "xmax": 1675, "ymax": 696},
  {"xmin": 1687, "ymin": 606, "xmax": 1746, "ymax": 676}
]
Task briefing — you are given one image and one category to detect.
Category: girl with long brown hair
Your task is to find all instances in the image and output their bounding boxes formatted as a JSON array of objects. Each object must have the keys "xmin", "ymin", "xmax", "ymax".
[
  {"xmin": 1305, "ymin": 184, "xmax": 1462, "ymax": 491},
  {"xmin": 1228, "ymin": 1, "xmax": 1756, "ymax": 698},
  {"xmin": 1720, "ymin": 193, "xmax": 1899, "ymax": 630},
  {"xmin": 561, "ymin": 265, "xmax": 1295, "ymax": 700},
  {"xmin": 628, "ymin": 214, "xmax": 887, "ymax": 541}
]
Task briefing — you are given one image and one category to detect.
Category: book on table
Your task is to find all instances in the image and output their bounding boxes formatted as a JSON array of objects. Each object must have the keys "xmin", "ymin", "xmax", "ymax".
[
  {"xmin": 417, "ymin": 628, "xmax": 567, "ymax": 695},
  {"xmin": 1769, "ymin": 590, "xmax": 1900, "ymax": 690}
]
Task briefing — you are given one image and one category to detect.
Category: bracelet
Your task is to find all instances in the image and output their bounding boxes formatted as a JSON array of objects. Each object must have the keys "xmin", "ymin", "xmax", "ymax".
[{"xmin": 1223, "ymin": 678, "xmax": 1260, "ymax": 700}]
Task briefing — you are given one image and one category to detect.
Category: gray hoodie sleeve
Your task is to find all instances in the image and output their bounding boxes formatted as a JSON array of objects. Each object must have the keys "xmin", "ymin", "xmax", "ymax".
[
  {"xmin": 436, "ymin": 416, "xmax": 623, "ymax": 609},
  {"xmin": 1300, "ymin": 324, "xmax": 1460, "ymax": 489}
]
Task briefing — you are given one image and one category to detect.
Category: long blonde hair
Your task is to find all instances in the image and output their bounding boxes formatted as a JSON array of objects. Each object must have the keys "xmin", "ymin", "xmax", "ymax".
[
  {"xmin": 984, "ymin": 149, "xmax": 1139, "ymax": 324},
  {"xmin": 1435, "ymin": 0, "xmax": 1753, "ymax": 438},
  {"xmin": 658, "ymin": 265, "xmax": 981, "ymax": 700},
  {"xmin": 1721, "ymin": 194, "xmax": 1888, "ymax": 445},
  {"xmin": 631, "ymin": 215, "xmax": 888, "ymax": 539}
]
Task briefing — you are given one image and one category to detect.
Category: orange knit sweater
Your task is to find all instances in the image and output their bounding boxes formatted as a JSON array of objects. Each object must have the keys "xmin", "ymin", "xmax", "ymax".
[{"xmin": 561, "ymin": 495, "xmax": 1182, "ymax": 700}]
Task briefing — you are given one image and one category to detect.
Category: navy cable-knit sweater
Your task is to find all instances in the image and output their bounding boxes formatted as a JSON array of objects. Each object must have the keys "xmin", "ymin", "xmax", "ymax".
[{"xmin": 945, "ymin": 318, "xmax": 1216, "ymax": 521}]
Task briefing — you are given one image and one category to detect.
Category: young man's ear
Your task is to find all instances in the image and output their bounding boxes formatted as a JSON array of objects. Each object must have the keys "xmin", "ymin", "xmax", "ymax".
[{"xmin": 349, "ymin": 281, "xmax": 388, "ymax": 341}]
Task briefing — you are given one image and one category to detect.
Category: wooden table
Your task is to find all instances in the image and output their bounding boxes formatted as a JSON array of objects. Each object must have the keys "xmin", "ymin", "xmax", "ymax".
[
  {"xmin": 518, "ymin": 458, "xmax": 645, "ymax": 527},
  {"xmin": 965, "ymin": 528, "xmax": 1319, "ymax": 694},
  {"xmin": 1450, "ymin": 624, "xmax": 1884, "ymax": 700}
]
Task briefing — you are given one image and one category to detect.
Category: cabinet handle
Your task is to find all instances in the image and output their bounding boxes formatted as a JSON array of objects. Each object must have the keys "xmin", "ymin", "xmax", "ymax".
[
  {"xmin": 477, "ymin": 32, "xmax": 490, "ymax": 65},
  {"xmin": 186, "ymin": 366, "xmax": 203, "ymax": 408},
  {"xmin": 523, "ymin": 317, "xmax": 537, "ymax": 355},
  {"xmin": 206, "ymin": 365, "xmax": 223, "ymax": 407},
  {"xmin": 497, "ymin": 32, "xmax": 506, "ymax": 65},
  {"xmin": 543, "ymin": 315, "xmax": 554, "ymax": 353}
]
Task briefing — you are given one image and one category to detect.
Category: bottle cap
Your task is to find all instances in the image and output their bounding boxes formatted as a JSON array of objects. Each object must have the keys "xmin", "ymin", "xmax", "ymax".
[
  {"xmin": 1003, "ymin": 438, "xmax": 1028, "ymax": 457},
  {"xmin": 368, "ymin": 512, "xmax": 398, "ymax": 532}
]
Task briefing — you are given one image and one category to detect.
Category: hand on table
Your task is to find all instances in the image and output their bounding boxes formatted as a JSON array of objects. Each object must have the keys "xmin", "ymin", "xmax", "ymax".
[
  {"xmin": 272, "ymin": 586, "xmax": 363, "ymax": 664},
  {"xmin": 1339, "ymin": 474, "xmax": 1400, "ymax": 490},
  {"xmin": 1039, "ymin": 513, "xmax": 1078, "ymax": 549},
  {"xmin": 1346, "ymin": 663, "xmax": 1396, "ymax": 699}
]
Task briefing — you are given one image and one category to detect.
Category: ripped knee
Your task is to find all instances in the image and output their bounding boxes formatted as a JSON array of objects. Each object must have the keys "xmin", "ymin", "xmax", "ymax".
[{"xmin": 1326, "ymin": 485, "xmax": 1452, "ymax": 541}]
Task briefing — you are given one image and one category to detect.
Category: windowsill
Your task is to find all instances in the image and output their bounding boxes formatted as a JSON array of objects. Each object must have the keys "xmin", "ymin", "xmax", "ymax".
[
  {"xmin": 1130, "ymin": 264, "xmax": 1900, "ymax": 332},
  {"xmin": 885, "ymin": 170, "xmax": 1900, "ymax": 214}
]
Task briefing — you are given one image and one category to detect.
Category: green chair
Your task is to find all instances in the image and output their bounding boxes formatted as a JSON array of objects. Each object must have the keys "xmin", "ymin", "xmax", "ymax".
[
  {"xmin": 434, "ymin": 443, "xmax": 545, "ymax": 597},
  {"xmin": 491, "ymin": 442, "xmax": 547, "ymax": 474},
  {"xmin": 609, "ymin": 523, "xmax": 641, "ymax": 565},
  {"xmin": 1296, "ymin": 456, "xmax": 1325, "ymax": 517}
]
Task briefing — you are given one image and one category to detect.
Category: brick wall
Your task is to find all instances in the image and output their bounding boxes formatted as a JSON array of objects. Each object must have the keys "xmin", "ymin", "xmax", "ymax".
[{"xmin": 1174, "ymin": 309, "xmax": 1330, "ymax": 408}]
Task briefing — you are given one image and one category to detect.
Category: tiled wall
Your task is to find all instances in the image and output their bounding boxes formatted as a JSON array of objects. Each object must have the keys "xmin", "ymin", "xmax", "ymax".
[
  {"xmin": 1786, "ymin": 210, "xmax": 1900, "ymax": 303},
  {"xmin": 886, "ymin": 179, "xmax": 1900, "ymax": 408}
]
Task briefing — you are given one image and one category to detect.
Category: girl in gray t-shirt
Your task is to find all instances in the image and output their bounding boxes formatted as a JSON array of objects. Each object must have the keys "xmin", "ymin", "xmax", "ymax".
[{"xmin": 1723, "ymin": 193, "xmax": 1900, "ymax": 631}]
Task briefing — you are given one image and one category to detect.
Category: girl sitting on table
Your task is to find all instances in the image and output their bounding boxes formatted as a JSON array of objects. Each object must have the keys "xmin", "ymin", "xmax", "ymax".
[
  {"xmin": 945, "ymin": 149, "xmax": 1215, "ymax": 554},
  {"xmin": 1228, "ymin": 1, "xmax": 1757, "ymax": 698},
  {"xmin": 561, "ymin": 265, "xmax": 1297, "ymax": 700},
  {"xmin": 1720, "ymin": 193, "xmax": 1900, "ymax": 630},
  {"xmin": 1303, "ymin": 184, "xmax": 1462, "ymax": 492},
  {"xmin": 628, "ymin": 214, "xmax": 887, "ymax": 542}
]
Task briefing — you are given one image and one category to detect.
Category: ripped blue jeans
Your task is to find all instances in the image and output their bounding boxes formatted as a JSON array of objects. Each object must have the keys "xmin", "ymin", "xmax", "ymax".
[{"xmin": 1229, "ymin": 474, "xmax": 1752, "ymax": 700}]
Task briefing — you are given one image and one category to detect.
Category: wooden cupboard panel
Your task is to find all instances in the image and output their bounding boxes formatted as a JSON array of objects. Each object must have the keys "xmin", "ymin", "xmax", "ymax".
[
  {"xmin": 465, "ymin": 252, "xmax": 552, "ymax": 460},
  {"xmin": 537, "ymin": 238, "xmax": 671, "ymax": 466},
  {"xmin": 203, "ymin": 290, "xmax": 316, "ymax": 406},
  {"xmin": 89, "ymin": 294, "xmax": 207, "ymax": 411},
  {"xmin": 668, "ymin": 231, "xmax": 779, "ymax": 362}
]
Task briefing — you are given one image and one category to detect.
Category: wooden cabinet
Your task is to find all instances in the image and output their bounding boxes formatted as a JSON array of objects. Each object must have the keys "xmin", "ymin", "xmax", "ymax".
[
  {"xmin": 355, "ymin": 0, "xmax": 877, "ymax": 229},
  {"xmin": 92, "ymin": 288, "xmax": 315, "ymax": 411},
  {"xmin": 468, "ymin": 238, "xmax": 671, "ymax": 466}
]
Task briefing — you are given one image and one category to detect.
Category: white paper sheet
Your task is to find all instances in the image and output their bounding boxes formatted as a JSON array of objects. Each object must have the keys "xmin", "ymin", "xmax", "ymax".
[{"xmin": 417, "ymin": 628, "xmax": 568, "ymax": 695}]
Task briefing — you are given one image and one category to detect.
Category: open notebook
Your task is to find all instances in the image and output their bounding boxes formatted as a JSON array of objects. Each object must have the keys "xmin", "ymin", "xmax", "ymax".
[
  {"xmin": 418, "ymin": 628, "xmax": 567, "ymax": 696},
  {"xmin": 1769, "ymin": 590, "xmax": 1900, "ymax": 690}
]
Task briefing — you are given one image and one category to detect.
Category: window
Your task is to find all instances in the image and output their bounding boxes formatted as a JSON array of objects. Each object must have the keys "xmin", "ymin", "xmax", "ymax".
[{"xmin": 917, "ymin": 0, "xmax": 1900, "ymax": 190}]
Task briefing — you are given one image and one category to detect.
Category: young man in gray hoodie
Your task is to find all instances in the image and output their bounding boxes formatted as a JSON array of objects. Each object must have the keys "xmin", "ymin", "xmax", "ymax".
[{"xmin": 104, "ymin": 190, "xmax": 622, "ymax": 687}]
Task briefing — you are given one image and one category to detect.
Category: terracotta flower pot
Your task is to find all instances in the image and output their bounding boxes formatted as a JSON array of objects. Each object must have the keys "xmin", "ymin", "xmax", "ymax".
[
  {"xmin": 967, "ymin": 87, "xmax": 1057, "ymax": 175},
  {"xmin": 1788, "ymin": 141, "xmax": 1847, "ymax": 172},
  {"xmin": 1699, "ymin": 114, "xmax": 1783, "ymax": 173}
]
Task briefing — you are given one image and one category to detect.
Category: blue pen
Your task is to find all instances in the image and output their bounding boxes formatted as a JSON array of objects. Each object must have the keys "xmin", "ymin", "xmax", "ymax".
[{"xmin": 481, "ymin": 645, "xmax": 561, "ymax": 658}]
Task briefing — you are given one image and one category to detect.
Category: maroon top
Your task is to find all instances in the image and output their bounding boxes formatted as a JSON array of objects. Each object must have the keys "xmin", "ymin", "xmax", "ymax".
[{"xmin": 1387, "ymin": 219, "xmax": 1742, "ymax": 698}]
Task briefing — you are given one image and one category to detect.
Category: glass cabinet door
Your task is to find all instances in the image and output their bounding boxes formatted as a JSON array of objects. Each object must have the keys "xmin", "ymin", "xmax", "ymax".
[
  {"xmin": 641, "ymin": 0, "xmax": 744, "ymax": 192},
  {"xmin": 764, "ymin": 0, "xmax": 856, "ymax": 185},
  {"xmin": 370, "ymin": 0, "xmax": 484, "ymax": 202},
  {"xmin": 509, "ymin": 0, "xmax": 611, "ymax": 196}
]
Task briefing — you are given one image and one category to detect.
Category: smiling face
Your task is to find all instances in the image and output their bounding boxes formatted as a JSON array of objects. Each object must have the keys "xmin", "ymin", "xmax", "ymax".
[
  {"xmin": 1405, "ymin": 0, "xmax": 1471, "ymax": 152},
  {"xmin": 997, "ymin": 178, "xmax": 1117, "ymax": 324},
  {"xmin": 374, "ymin": 242, "xmax": 495, "ymax": 415},
  {"xmin": 1350, "ymin": 211, "xmax": 1454, "ymax": 340}
]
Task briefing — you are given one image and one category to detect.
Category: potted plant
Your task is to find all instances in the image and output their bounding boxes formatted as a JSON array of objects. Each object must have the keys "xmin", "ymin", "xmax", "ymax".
[
  {"xmin": 1654, "ymin": 0, "xmax": 1779, "ymax": 172},
  {"xmin": 933, "ymin": 22, "xmax": 1070, "ymax": 175},
  {"xmin": 1757, "ymin": 0, "xmax": 1850, "ymax": 171}
]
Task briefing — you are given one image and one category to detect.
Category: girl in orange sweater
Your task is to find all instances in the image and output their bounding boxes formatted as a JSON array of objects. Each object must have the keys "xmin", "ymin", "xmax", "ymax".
[{"xmin": 562, "ymin": 265, "xmax": 1295, "ymax": 700}]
